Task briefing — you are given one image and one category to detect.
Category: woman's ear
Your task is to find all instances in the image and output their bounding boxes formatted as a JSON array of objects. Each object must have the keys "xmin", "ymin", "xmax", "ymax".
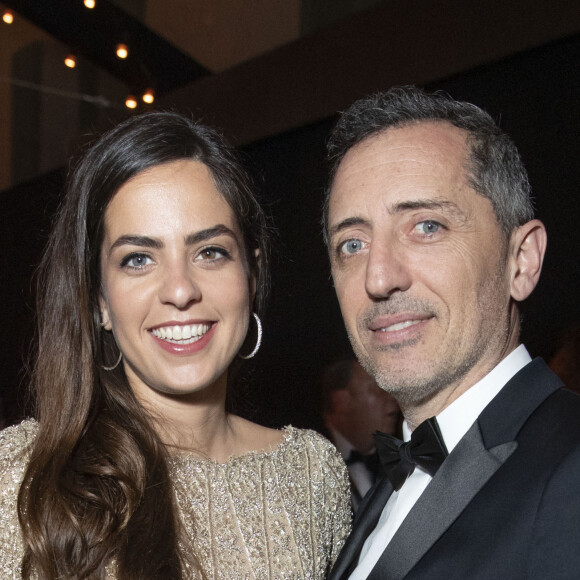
[
  {"xmin": 509, "ymin": 219, "xmax": 547, "ymax": 302},
  {"xmin": 248, "ymin": 248, "xmax": 260, "ymax": 309},
  {"xmin": 98, "ymin": 295, "xmax": 113, "ymax": 331}
]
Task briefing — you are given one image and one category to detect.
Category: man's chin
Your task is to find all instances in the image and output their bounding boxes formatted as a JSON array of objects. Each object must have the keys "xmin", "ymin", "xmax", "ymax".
[{"xmin": 375, "ymin": 377, "xmax": 444, "ymax": 407}]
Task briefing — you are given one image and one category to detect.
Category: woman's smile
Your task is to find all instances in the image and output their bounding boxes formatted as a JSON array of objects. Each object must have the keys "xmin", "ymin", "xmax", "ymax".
[{"xmin": 149, "ymin": 321, "xmax": 217, "ymax": 355}]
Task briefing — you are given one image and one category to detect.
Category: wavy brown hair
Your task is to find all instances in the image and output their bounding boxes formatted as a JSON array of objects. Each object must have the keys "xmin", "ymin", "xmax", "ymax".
[{"xmin": 17, "ymin": 112, "xmax": 269, "ymax": 579}]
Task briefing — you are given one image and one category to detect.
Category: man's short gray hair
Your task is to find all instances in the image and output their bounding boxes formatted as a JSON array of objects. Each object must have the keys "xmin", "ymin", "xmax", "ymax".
[{"xmin": 323, "ymin": 86, "xmax": 534, "ymax": 244}]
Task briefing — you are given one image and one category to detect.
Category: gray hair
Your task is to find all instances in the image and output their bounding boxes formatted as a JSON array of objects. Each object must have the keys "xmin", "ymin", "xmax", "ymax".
[{"xmin": 323, "ymin": 86, "xmax": 534, "ymax": 243}]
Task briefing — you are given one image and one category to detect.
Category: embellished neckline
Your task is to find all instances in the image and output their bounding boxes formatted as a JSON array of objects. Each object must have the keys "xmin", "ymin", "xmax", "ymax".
[{"xmin": 169, "ymin": 425, "xmax": 297, "ymax": 466}]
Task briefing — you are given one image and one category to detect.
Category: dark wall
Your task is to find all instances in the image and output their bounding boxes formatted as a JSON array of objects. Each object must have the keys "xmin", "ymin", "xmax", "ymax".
[
  {"xmin": 0, "ymin": 168, "xmax": 64, "ymax": 423},
  {"xmin": 1, "ymin": 34, "xmax": 579, "ymax": 428}
]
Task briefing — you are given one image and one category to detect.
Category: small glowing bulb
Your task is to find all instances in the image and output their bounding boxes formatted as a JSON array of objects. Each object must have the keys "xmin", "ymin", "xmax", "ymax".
[
  {"xmin": 116, "ymin": 44, "xmax": 128, "ymax": 59},
  {"xmin": 84, "ymin": 0, "xmax": 96, "ymax": 8},
  {"xmin": 64, "ymin": 55, "xmax": 77, "ymax": 69},
  {"xmin": 3, "ymin": 11, "xmax": 14, "ymax": 24},
  {"xmin": 142, "ymin": 89, "xmax": 155, "ymax": 104},
  {"xmin": 125, "ymin": 96, "xmax": 138, "ymax": 109}
]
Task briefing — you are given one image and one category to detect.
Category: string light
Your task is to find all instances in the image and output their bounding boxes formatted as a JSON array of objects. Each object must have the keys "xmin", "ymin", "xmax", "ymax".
[
  {"xmin": 116, "ymin": 44, "xmax": 129, "ymax": 59},
  {"xmin": 84, "ymin": 0, "xmax": 96, "ymax": 8},
  {"xmin": 64, "ymin": 55, "xmax": 77, "ymax": 69},
  {"xmin": 2, "ymin": 10, "xmax": 14, "ymax": 24},
  {"xmin": 125, "ymin": 95, "xmax": 138, "ymax": 109},
  {"xmin": 142, "ymin": 89, "xmax": 155, "ymax": 104}
]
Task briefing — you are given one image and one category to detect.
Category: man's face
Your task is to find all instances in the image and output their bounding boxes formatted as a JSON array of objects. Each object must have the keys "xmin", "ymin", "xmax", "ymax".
[{"xmin": 328, "ymin": 121, "xmax": 515, "ymax": 407}]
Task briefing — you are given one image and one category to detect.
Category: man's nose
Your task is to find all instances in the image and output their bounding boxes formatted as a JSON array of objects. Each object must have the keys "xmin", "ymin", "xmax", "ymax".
[{"xmin": 364, "ymin": 241, "xmax": 412, "ymax": 298}]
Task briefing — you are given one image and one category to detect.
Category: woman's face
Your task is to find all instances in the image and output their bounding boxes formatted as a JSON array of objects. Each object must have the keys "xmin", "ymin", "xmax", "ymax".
[{"xmin": 99, "ymin": 159, "xmax": 254, "ymax": 404}]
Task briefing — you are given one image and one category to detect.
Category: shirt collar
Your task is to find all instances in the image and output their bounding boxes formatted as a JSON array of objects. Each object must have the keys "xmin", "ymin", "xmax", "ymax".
[{"xmin": 403, "ymin": 345, "xmax": 531, "ymax": 452}]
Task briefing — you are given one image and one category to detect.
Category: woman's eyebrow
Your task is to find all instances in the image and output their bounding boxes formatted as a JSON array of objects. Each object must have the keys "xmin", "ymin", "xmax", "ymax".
[
  {"xmin": 108, "ymin": 225, "xmax": 238, "ymax": 257},
  {"xmin": 185, "ymin": 224, "xmax": 238, "ymax": 245},
  {"xmin": 108, "ymin": 235, "xmax": 162, "ymax": 256}
]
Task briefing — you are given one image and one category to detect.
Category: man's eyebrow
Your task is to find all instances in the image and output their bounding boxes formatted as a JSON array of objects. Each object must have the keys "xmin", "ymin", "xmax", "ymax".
[
  {"xmin": 108, "ymin": 225, "xmax": 238, "ymax": 257},
  {"xmin": 328, "ymin": 199, "xmax": 468, "ymax": 241},
  {"xmin": 390, "ymin": 198, "xmax": 467, "ymax": 220},
  {"xmin": 328, "ymin": 217, "xmax": 370, "ymax": 240}
]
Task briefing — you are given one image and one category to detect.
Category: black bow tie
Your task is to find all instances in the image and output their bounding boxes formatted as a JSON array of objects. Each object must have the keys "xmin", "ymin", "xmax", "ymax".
[{"xmin": 373, "ymin": 417, "xmax": 448, "ymax": 491}]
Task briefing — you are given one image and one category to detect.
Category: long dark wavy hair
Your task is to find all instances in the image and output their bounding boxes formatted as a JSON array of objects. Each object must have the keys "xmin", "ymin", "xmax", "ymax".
[{"xmin": 17, "ymin": 112, "xmax": 269, "ymax": 579}]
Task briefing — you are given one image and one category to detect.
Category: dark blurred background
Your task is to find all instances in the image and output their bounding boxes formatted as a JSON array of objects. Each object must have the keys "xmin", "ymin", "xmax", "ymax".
[{"xmin": 1, "ymin": 0, "xmax": 579, "ymax": 430}]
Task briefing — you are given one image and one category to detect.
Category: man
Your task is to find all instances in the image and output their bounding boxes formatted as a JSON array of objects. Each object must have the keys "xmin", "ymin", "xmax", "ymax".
[
  {"xmin": 321, "ymin": 358, "xmax": 401, "ymax": 510},
  {"xmin": 324, "ymin": 86, "xmax": 580, "ymax": 579}
]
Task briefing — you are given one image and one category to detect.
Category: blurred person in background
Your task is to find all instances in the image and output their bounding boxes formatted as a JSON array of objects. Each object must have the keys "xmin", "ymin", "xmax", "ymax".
[{"xmin": 322, "ymin": 358, "xmax": 401, "ymax": 510}]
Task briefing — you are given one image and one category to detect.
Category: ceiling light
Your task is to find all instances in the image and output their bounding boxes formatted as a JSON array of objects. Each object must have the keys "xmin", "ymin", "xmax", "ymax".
[
  {"xmin": 125, "ymin": 95, "xmax": 138, "ymax": 109},
  {"xmin": 2, "ymin": 10, "xmax": 14, "ymax": 24},
  {"xmin": 116, "ymin": 44, "xmax": 129, "ymax": 59},
  {"xmin": 84, "ymin": 0, "xmax": 96, "ymax": 8},
  {"xmin": 64, "ymin": 55, "xmax": 77, "ymax": 69},
  {"xmin": 142, "ymin": 89, "xmax": 155, "ymax": 104}
]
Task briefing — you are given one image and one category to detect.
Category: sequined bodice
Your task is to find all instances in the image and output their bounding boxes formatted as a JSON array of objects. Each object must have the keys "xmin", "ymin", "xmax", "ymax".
[{"xmin": 0, "ymin": 420, "xmax": 351, "ymax": 579}]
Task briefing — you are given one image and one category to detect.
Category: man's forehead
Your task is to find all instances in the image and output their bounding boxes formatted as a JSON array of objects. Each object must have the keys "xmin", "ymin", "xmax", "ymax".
[
  {"xmin": 328, "ymin": 122, "xmax": 474, "ymax": 224},
  {"xmin": 333, "ymin": 120, "xmax": 470, "ymax": 182}
]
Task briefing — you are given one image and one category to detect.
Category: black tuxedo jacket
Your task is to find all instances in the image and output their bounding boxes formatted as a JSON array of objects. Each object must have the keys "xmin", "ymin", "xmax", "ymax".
[{"xmin": 329, "ymin": 358, "xmax": 580, "ymax": 579}]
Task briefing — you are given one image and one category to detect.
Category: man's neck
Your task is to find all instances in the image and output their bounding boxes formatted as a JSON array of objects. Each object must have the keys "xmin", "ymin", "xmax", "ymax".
[{"xmin": 402, "ymin": 342, "xmax": 523, "ymax": 430}]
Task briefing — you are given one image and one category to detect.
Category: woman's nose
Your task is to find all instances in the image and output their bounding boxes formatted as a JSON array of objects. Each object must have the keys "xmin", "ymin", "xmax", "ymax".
[{"xmin": 159, "ymin": 261, "xmax": 202, "ymax": 308}]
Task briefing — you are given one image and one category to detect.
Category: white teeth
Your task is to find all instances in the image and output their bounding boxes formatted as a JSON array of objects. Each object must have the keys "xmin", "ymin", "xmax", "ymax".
[
  {"xmin": 383, "ymin": 320, "xmax": 422, "ymax": 332},
  {"xmin": 151, "ymin": 323, "xmax": 211, "ymax": 343}
]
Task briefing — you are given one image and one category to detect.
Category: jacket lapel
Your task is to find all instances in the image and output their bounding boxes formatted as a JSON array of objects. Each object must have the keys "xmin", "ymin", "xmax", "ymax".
[
  {"xmin": 329, "ymin": 477, "xmax": 393, "ymax": 580},
  {"xmin": 331, "ymin": 358, "xmax": 562, "ymax": 580},
  {"xmin": 367, "ymin": 358, "xmax": 562, "ymax": 579},
  {"xmin": 368, "ymin": 421, "xmax": 517, "ymax": 579}
]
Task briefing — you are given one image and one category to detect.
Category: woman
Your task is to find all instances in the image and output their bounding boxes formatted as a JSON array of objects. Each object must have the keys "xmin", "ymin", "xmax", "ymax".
[{"xmin": 0, "ymin": 113, "xmax": 351, "ymax": 579}]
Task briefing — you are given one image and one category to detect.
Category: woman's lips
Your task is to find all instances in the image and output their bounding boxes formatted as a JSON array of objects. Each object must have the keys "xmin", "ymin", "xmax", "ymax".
[
  {"xmin": 151, "ymin": 322, "xmax": 211, "ymax": 341},
  {"xmin": 149, "ymin": 321, "xmax": 216, "ymax": 355}
]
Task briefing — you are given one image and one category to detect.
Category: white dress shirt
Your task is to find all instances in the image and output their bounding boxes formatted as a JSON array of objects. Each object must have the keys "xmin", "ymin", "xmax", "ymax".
[{"xmin": 349, "ymin": 345, "xmax": 532, "ymax": 579}]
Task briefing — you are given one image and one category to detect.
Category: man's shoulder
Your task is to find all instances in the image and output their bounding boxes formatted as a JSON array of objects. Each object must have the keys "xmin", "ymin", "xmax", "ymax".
[{"xmin": 530, "ymin": 385, "xmax": 580, "ymax": 439}]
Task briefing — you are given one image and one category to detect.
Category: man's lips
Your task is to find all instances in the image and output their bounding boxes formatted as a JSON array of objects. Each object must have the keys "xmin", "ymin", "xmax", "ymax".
[{"xmin": 368, "ymin": 314, "xmax": 432, "ymax": 333}]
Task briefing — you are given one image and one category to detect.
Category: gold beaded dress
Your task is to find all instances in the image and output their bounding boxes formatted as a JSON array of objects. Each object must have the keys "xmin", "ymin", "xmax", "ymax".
[{"xmin": 0, "ymin": 420, "xmax": 351, "ymax": 579}]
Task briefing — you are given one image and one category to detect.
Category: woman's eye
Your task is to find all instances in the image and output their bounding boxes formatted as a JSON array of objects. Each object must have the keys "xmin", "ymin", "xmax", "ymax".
[
  {"xmin": 339, "ymin": 239, "xmax": 364, "ymax": 255},
  {"xmin": 415, "ymin": 220, "xmax": 441, "ymax": 235},
  {"xmin": 195, "ymin": 247, "xmax": 229, "ymax": 261},
  {"xmin": 121, "ymin": 253, "xmax": 153, "ymax": 269}
]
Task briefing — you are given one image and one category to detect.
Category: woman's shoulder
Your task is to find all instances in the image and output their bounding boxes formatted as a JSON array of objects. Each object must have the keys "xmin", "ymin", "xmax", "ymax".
[
  {"xmin": 283, "ymin": 425, "xmax": 340, "ymax": 455},
  {"xmin": 0, "ymin": 418, "xmax": 37, "ymax": 470},
  {"xmin": 279, "ymin": 426, "xmax": 348, "ymax": 478}
]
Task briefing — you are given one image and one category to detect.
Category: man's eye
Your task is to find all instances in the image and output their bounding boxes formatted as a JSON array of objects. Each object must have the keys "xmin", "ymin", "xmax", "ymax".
[
  {"xmin": 415, "ymin": 220, "xmax": 441, "ymax": 235},
  {"xmin": 121, "ymin": 253, "xmax": 153, "ymax": 269},
  {"xmin": 339, "ymin": 239, "xmax": 364, "ymax": 255}
]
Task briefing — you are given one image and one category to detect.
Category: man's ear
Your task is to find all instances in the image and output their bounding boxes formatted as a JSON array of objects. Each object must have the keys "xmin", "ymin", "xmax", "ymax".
[
  {"xmin": 98, "ymin": 295, "xmax": 113, "ymax": 331},
  {"xmin": 509, "ymin": 219, "xmax": 547, "ymax": 302}
]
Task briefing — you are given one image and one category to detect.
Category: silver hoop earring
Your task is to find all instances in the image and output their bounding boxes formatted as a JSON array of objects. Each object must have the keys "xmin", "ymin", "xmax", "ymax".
[
  {"xmin": 238, "ymin": 312, "xmax": 262, "ymax": 359},
  {"xmin": 102, "ymin": 351, "xmax": 123, "ymax": 371}
]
